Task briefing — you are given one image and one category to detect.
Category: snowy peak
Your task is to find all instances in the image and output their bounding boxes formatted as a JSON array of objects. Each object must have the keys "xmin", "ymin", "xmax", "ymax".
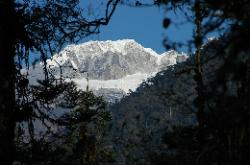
[
  {"xmin": 46, "ymin": 39, "xmax": 187, "ymax": 80},
  {"xmin": 32, "ymin": 39, "xmax": 188, "ymax": 102},
  {"xmin": 159, "ymin": 50, "xmax": 188, "ymax": 66},
  {"xmin": 68, "ymin": 39, "xmax": 138, "ymax": 56}
]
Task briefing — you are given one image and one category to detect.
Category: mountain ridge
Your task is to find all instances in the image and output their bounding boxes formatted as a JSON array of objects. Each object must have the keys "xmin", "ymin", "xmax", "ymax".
[
  {"xmin": 30, "ymin": 39, "xmax": 188, "ymax": 102},
  {"xmin": 46, "ymin": 39, "xmax": 187, "ymax": 77}
]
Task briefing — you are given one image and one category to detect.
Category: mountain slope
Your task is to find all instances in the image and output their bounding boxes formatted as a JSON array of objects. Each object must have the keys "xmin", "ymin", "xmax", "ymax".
[
  {"xmin": 46, "ymin": 39, "xmax": 187, "ymax": 79},
  {"xmin": 105, "ymin": 38, "xmax": 250, "ymax": 164},
  {"xmin": 29, "ymin": 39, "xmax": 187, "ymax": 102}
]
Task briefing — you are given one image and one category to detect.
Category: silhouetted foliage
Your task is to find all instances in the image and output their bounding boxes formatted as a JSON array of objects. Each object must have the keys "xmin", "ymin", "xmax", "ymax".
[
  {"xmin": 0, "ymin": 0, "xmax": 120, "ymax": 164},
  {"xmin": 15, "ymin": 80, "xmax": 111, "ymax": 165},
  {"xmin": 154, "ymin": 0, "xmax": 250, "ymax": 165}
]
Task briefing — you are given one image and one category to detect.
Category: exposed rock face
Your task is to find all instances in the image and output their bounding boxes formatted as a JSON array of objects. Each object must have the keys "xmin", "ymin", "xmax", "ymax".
[
  {"xmin": 46, "ymin": 39, "xmax": 187, "ymax": 80},
  {"xmin": 29, "ymin": 39, "xmax": 188, "ymax": 102}
]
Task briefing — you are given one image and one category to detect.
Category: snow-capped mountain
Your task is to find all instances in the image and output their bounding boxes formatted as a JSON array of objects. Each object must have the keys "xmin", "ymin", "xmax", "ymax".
[{"xmin": 30, "ymin": 39, "xmax": 188, "ymax": 102}]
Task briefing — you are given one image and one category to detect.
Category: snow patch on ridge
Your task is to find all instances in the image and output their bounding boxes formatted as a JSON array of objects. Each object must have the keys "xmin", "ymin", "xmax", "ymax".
[
  {"xmin": 33, "ymin": 39, "xmax": 188, "ymax": 102},
  {"xmin": 69, "ymin": 72, "xmax": 157, "ymax": 93}
]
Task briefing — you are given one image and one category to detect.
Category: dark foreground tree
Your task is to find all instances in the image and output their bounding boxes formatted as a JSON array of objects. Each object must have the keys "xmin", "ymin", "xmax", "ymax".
[
  {"xmin": 57, "ymin": 90, "xmax": 111, "ymax": 165},
  {"xmin": 14, "ymin": 80, "xmax": 111, "ymax": 165},
  {"xmin": 154, "ymin": 0, "xmax": 250, "ymax": 164},
  {"xmin": 0, "ymin": 0, "xmax": 120, "ymax": 164}
]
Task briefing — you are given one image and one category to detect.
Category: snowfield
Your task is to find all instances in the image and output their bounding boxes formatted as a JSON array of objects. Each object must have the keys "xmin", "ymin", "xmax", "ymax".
[
  {"xmin": 69, "ymin": 72, "xmax": 157, "ymax": 93},
  {"xmin": 30, "ymin": 39, "xmax": 188, "ymax": 102}
]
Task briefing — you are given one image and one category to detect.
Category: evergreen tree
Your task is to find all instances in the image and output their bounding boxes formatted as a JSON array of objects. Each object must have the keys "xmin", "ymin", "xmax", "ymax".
[
  {"xmin": 155, "ymin": 0, "xmax": 250, "ymax": 164},
  {"xmin": 15, "ymin": 80, "xmax": 111, "ymax": 165},
  {"xmin": 0, "ymin": 0, "xmax": 120, "ymax": 164}
]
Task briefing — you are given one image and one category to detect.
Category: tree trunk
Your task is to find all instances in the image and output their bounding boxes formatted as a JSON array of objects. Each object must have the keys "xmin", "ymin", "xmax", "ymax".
[
  {"xmin": 0, "ymin": 1, "xmax": 17, "ymax": 164},
  {"xmin": 194, "ymin": 0, "xmax": 204, "ymax": 127},
  {"xmin": 193, "ymin": 1, "xmax": 206, "ymax": 164}
]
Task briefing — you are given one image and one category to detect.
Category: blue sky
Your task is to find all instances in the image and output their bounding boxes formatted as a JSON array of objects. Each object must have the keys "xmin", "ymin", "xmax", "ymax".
[
  {"xmin": 30, "ymin": 1, "xmax": 221, "ymax": 63},
  {"xmin": 82, "ymin": 4, "xmax": 194, "ymax": 54}
]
